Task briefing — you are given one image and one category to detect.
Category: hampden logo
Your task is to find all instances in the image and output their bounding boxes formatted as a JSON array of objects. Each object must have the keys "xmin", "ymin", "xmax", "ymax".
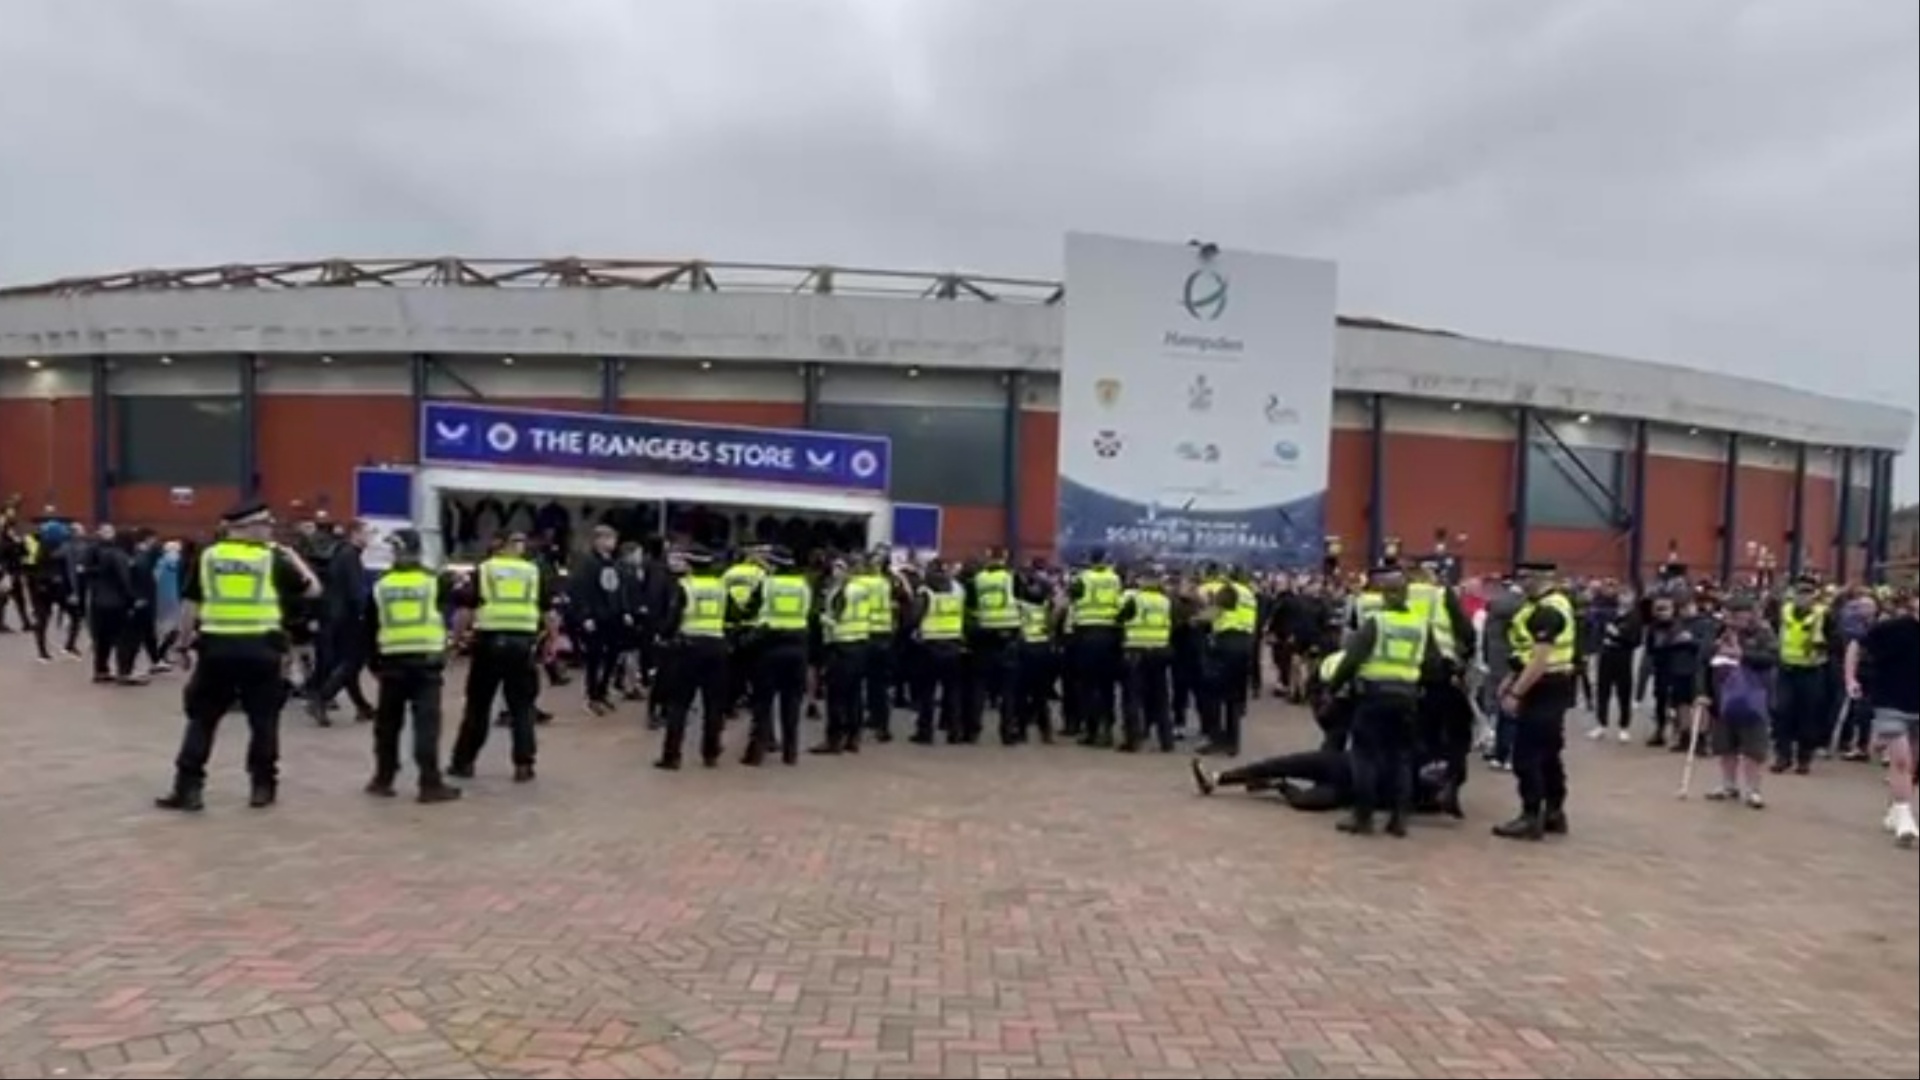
[
  {"xmin": 1181, "ymin": 266, "xmax": 1229, "ymax": 321},
  {"xmin": 1095, "ymin": 378, "xmax": 1122, "ymax": 407}
]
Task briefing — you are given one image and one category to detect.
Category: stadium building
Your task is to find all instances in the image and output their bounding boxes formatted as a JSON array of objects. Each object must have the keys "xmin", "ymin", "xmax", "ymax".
[{"xmin": 0, "ymin": 256, "xmax": 1910, "ymax": 580}]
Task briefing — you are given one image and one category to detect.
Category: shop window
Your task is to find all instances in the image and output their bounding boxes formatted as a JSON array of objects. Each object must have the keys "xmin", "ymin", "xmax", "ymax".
[
  {"xmin": 1526, "ymin": 441, "xmax": 1624, "ymax": 530},
  {"xmin": 116, "ymin": 396, "xmax": 245, "ymax": 486},
  {"xmin": 814, "ymin": 404, "xmax": 1008, "ymax": 506}
]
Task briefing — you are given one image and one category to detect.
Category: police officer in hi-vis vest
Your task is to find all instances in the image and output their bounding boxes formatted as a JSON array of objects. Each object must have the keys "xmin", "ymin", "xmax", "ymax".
[
  {"xmin": 850, "ymin": 551, "xmax": 897, "ymax": 742},
  {"xmin": 1012, "ymin": 569, "xmax": 1057, "ymax": 743},
  {"xmin": 1117, "ymin": 565, "xmax": 1175, "ymax": 752},
  {"xmin": 654, "ymin": 546, "xmax": 733, "ymax": 770},
  {"xmin": 156, "ymin": 501, "xmax": 322, "ymax": 813},
  {"xmin": 812, "ymin": 555, "xmax": 872, "ymax": 755},
  {"xmin": 913, "ymin": 559, "xmax": 969, "ymax": 743},
  {"xmin": 1198, "ymin": 566, "xmax": 1259, "ymax": 757},
  {"xmin": 1494, "ymin": 560, "xmax": 1578, "ymax": 841},
  {"xmin": 450, "ymin": 531, "xmax": 554, "ymax": 784},
  {"xmin": 967, "ymin": 551, "xmax": 1022, "ymax": 744},
  {"xmin": 1322, "ymin": 561, "xmax": 1435, "ymax": 837},
  {"xmin": 742, "ymin": 546, "xmax": 813, "ymax": 766},
  {"xmin": 1065, "ymin": 549, "xmax": 1125, "ymax": 746},
  {"xmin": 363, "ymin": 528, "xmax": 461, "ymax": 804}
]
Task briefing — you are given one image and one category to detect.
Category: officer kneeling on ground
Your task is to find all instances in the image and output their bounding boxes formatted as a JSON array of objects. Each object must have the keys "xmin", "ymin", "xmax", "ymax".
[
  {"xmin": 156, "ymin": 501, "xmax": 322, "ymax": 813},
  {"xmin": 363, "ymin": 528, "xmax": 461, "ymax": 804}
]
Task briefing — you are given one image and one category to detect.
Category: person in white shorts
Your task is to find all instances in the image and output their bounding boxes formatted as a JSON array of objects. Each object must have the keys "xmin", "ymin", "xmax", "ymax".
[{"xmin": 1846, "ymin": 589, "xmax": 1918, "ymax": 847}]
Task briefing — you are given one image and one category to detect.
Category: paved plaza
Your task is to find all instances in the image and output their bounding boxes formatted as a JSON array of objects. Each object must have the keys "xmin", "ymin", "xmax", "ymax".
[{"xmin": 0, "ymin": 639, "xmax": 1914, "ymax": 1080}]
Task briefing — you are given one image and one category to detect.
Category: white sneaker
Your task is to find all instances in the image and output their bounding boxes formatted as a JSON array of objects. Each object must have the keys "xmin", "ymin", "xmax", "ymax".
[
  {"xmin": 1885, "ymin": 805, "xmax": 1901, "ymax": 833},
  {"xmin": 1587, "ymin": 726, "xmax": 1607, "ymax": 741},
  {"xmin": 1618, "ymin": 729, "xmax": 1633, "ymax": 744},
  {"xmin": 1894, "ymin": 805, "xmax": 1918, "ymax": 848}
]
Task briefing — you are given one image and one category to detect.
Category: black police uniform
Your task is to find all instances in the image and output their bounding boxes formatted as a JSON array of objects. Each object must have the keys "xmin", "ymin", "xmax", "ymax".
[
  {"xmin": 450, "ymin": 554, "xmax": 556, "ymax": 782},
  {"xmin": 654, "ymin": 549, "xmax": 734, "ymax": 769},
  {"xmin": 157, "ymin": 504, "xmax": 314, "ymax": 812}
]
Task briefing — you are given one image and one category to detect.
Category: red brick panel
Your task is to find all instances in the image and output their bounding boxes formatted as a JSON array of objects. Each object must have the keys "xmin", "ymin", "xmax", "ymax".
[
  {"xmin": 1801, "ymin": 475, "xmax": 1837, "ymax": 575},
  {"xmin": 1326, "ymin": 429, "xmax": 1371, "ymax": 556},
  {"xmin": 939, "ymin": 505, "xmax": 1007, "ymax": 557},
  {"xmin": 619, "ymin": 399, "xmax": 805, "ymax": 428},
  {"xmin": 1530, "ymin": 527, "xmax": 1628, "ymax": 581},
  {"xmin": 1382, "ymin": 434, "xmax": 1512, "ymax": 578},
  {"xmin": 1641, "ymin": 456, "xmax": 1723, "ymax": 579},
  {"xmin": 257, "ymin": 395, "xmax": 414, "ymax": 515},
  {"xmin": 1015, "ymin": 410, "xmax": 1060, "ymax": 557},
  {"xmin": 0, "ymin": 397, "xmax": 93, "ymax": 519},
  {"xmin": 1734, "ymin": 465, "xmax": 1795, "ymax": 574},
  {"xmin": 111, "ymin": 484, "xmax": 240, "ymax": 533}
]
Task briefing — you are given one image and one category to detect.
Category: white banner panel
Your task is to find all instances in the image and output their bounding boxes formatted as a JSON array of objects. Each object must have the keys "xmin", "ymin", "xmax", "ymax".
[{"xmin": 1056, "ymin": 232, "xmax": 1337, "ymax": 568}]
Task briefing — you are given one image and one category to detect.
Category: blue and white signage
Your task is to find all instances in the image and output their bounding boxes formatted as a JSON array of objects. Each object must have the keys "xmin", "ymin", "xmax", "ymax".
[
  {"xmin": 420, "ymin": 402, "xmax": 891, "ymax": 493},
  {"xmin": 1056, "ymin": 233, "xmax": 1338, "ymax": 568}
]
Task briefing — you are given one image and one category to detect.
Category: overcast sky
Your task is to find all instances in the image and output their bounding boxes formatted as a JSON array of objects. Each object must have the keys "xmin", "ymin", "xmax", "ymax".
[{"xmin": 2, "ymin": 0, "xmax": 1915, "ymax": 497}]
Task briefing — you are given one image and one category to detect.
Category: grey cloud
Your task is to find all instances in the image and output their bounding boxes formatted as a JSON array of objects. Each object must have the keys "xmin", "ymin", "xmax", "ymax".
[{"xmin": 1, "ymin": 0, "xmax": 1913, "ymax": 494}]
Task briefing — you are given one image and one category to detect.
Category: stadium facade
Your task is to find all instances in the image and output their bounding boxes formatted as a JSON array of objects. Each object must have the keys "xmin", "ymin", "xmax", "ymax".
[{"xmin": 0, "ymin": 256, "xmax": 1910, "ymax": 580}]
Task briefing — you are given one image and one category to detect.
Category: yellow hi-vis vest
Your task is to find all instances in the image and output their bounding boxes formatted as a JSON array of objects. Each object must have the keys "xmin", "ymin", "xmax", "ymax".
[
  {"xmin": 1318, "ymin": 650, "xmax": 1346, "ymax": 682},
  {"xmin": 1215, "ymin": 582, "xmax": 1258, "ymax": 635},
  {"xmin": 1349, "ymin": 590, "xmax": 1383, "ymax": 630},
  {"xmin": 197, "ymin": 541, "xmax": 281, "ymax": 636},
  {"xmin": 859, "ymin": 572, "xmax": 895, "ymax": 634},
  {"xmin": 760, "ymin": 573, "xmax": 812, "ymax": 632},
  {"xmin": 724, "ymin": 562, "xmax": 766, "ymax": 621},
  {"xmin": 825, "ymin": 580, "xmax": 872, "ymax": 645},
  {"xmin": 920, "ymin": 583, "xmax": 965, "ymax": 641},
  {"xmin": 473, "ymin": 555, "xmax": 541, "ymax": 634},
  {"xmin": 1507, "ymin": 592, "xmax": 1577, "ymax": 674},
  {"xmin": 1123, "ymin": 588, "xmax": 1172, "ymax": 649},
  {"xmin": 1779, "ymin": 604, "xmax": 1826, "ymax": 667},
  {"xmin": 973, "ymin": 567, "xmax": 1019, "ymax": 630},
  {"xmin": 1359, "ymin": 607, "xmax": 1429, "ymax": 684},
  {"xmin": 1071, "ymin": 567, "xmax": 1122, "ymax": 627},
  {"xmin": 1407, "ymin": 582, "xmax": 1457, "ymax": 662},
  {"xmin": 374, "ymin": 568, "xmax": 446, "ymax": 655},
  {"xmin": 1019, "ymin": 599, "xmax": 1051, "ymax": 644},
  {"xmin": 679, "ymin": 574, "xmax": 727, "ymax": 638},
  {"xmin": 23, "ymin": 533, "xmax": 40, "ymax": 566}
]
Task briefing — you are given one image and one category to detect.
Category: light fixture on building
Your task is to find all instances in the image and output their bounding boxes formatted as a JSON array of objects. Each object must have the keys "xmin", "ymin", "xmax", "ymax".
[
  {"xmin": 699, "ymin": 360, "xmax": 714, "ymax": 371},
  {"xmin": 158, "ymin": 355, "xmax": 174, "ymax": 365},
  {"xmin": 1687, "ymin": 426, "xmax": 1700, "ymax": 436},
  {"xmin": 1449, "ymin": 401, "xmax": 1463, "ymax": 411},
  {"xmin": 501, "ymin": 355, "xmax": 515, "ymax": 366},
  {"xmin": 906, "ymin": 366, "xmax": 921, "ymax": 379},
  {"xmin": 319, "ymin": 354, "xmax": 335, "ymax": 365},
  {"xmin": 1576, "ymin": 412, "xmax": 1592, "ymax": 424},
  {"xmin": 1767, "ymin": 439, "xmax": 1778, "ymax": 448},
  {"xmin": 25, "ymin": 357, "xmax": 43, "ymax": 370}
]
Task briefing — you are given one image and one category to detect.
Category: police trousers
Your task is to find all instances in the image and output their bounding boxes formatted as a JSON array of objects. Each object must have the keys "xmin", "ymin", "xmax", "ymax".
[
  {"xmin": 660, "ymin": 636, "xmax": 729, "ymax": 765},
  {"xmin": 1349, "ymin": 688, "xmax": 1418, "ymax": 823},
  {"xmin": 175, "ymin": 641, "xmax": 286, "ymax": 789},
  {"xmin": 374, "ymin": 660, "xmax": 447, "ymax": 785},
  {"xmin": 824, "ymin": 641, "xmax": 868, "ymax": 748},
  {"xmin": 1122, "ymin": 647, "xmax": 1173, "ymax": 751},
  {"xmin": 454, "ymin": 632, "xmax": 540, "ymax": 769}
]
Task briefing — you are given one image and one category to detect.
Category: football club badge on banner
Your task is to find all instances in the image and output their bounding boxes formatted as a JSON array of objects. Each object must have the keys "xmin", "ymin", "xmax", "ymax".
[{"xmin": 1095, "ymin": 378, "xmax": 1122, "ymax": 408}]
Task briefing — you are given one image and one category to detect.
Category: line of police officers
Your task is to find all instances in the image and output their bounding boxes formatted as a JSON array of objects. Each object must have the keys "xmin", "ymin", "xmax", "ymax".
[{"xmin": 154, "ymin": 503, "xmax": 1315, "ymax": 809}]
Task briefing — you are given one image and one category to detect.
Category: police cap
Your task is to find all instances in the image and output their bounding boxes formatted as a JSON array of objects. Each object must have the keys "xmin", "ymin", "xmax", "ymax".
[
  {"xmin": 764, "ymin": 545, "xmax": 796, "ymax": 569},
  {"xmin": 220, "ymin": 500, "xmax": 274, "ymax": 528},
  {"xmin": 1793, "ymin": 573, "xmax": 1821, "ymax": 589},
  {"xmin": 386, "ymin": 528, "xmax": 425, "ymax": 557},
  {"xmin": 1514, "ymin": 560, "xmax": 1557, "ymax": 576},
  {"xmin": 678, "ymin": 544, "xmax": 715, "ymax": 568}
]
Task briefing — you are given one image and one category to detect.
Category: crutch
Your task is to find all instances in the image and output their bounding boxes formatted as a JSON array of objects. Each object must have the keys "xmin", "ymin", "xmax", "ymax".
[{"xmin": 1676, "ymin": 703, "xmax": 1705, "ymax": 799}]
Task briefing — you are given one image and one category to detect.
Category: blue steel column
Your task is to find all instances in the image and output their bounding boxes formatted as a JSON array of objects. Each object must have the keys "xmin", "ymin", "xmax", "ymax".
[
  {"xmin": 1787, "ymin": 442, "xmax": 1808, "ymax": 578},
  {"xmin": 1365, "ymin": 394, "xmax": 1386, "ymax": 564},
  {"xmin": 238, "ymin": 354, "xmax": 259, "ymax": 500},
  {"xmin": 599, "ymin": 357, "xmax": 621, "ymax": 413},
  {"xmin": 1627, "ymin": 419, "xmax": 1649, "ymax": 588},
  {"xmin": 1003, "ymin": 371, "xmax": 1024, "ymax": 557},
  {"xmin": 1508, "ymin": 406, "xmax": 1532, "ymax": 570},
  {"xmin": 802, "ymin": 362, "xmax": 823, "ymax": 427},
  {"xmin": 90, "ymin": 356, "xmax": 111, "ymax": 525},
  {"xmin": 1834, "ymin": 450, "xmax": 1855, "ymax": 582},
  {"xmin": 1717, "ymin": 434, "xmax": 1741, "ymax": 583},
  {"xmin": 409, "ymin": 354, "xmax": 431, "ymax": 459}
]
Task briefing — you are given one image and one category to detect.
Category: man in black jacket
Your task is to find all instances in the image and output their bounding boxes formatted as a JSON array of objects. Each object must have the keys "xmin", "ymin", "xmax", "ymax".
[
  {"xmin": 308, "ymin": 521, "xmax": 376, "ymax": 725},
  {"xmin": 87, "ymin": 525, "xmax": 139, "ymax": 684},
  {"xmin": 570, "ymin": 524, "xmax": 638, "ymax": 715}
]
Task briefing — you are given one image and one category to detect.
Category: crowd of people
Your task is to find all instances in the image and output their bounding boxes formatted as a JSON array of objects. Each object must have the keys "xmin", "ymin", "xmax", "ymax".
[{"xmin": 2, "ymin": 500, "xmax": 1914, "ymax": 848}]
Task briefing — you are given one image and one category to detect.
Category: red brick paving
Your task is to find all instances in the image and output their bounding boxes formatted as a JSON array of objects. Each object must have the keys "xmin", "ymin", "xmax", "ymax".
[{"xmin": 0, "ymin": 638, "xmax": 1914, "ymax": 1079}]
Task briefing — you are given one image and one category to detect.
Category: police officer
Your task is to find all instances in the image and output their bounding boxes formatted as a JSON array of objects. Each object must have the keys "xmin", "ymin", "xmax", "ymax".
[
  {"xmin": 1066, "ymin": 549, "xmax": 1124, "ymax": 746},
  {"xmin": 912, "ymin": 559, "xmax": 968, "ymax": 744},
  {"xmin": 450, "ymin": 531, "xmax": 552, "ymax": 784},
  {"xmin": 1323, "ymin": 561, "xmax": 1431, "ymax": 837},
  {"xmin": 811, "ymin": 556, "xmax": 871, "ymax": 755},
  {"xmin": 1494, "ymin": 561, "xmax": 1578, "ymax": 840},
  {"xmin": 1200, "ymin": 566, "xmax": 1259, "ymax": 757},
  {"xmin": 1408, "ymin": 561, "xmax": 1475, "ymax": 817},
  {"xmin": 654, "ymin": 546, "xmax": 730, "ymax": 769},
  {"xmin": 744, "ymin": 546, "xmax": 811, "ymax": 766},
  {"xmin": 723, "ymin": 544, "xmax": 770, "ymax": 716},
  {"xmin": 156, "ymin": 502, "xmax": 322, "ymax": 812},
  {"xmin": 1771, "ymin": 573, "xmax": 1830, "ymax": 774},
  {"xmin": 851, "ymin": 552, "xmax": 897, "ymax": 742},
  {"xmin": 968, "ymin": 551, "xmax": 1021, "ymax": 744},
  {"xmin": 364, "ymin": 528, "xmax": 461, "ymax": 803},
  {"xmin": 1117, "ymin": 565, "xmax": 1175, "ymax": 752},
  {"xmin": 1012, "ymin": 569, "xmax": 1056, "ymax": 744}
]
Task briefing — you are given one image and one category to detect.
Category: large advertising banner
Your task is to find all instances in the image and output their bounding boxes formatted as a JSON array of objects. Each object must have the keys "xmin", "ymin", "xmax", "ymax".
[{"xmin": 1055, "ymin": 232, "xmax": 1337, "ymax": 568}]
